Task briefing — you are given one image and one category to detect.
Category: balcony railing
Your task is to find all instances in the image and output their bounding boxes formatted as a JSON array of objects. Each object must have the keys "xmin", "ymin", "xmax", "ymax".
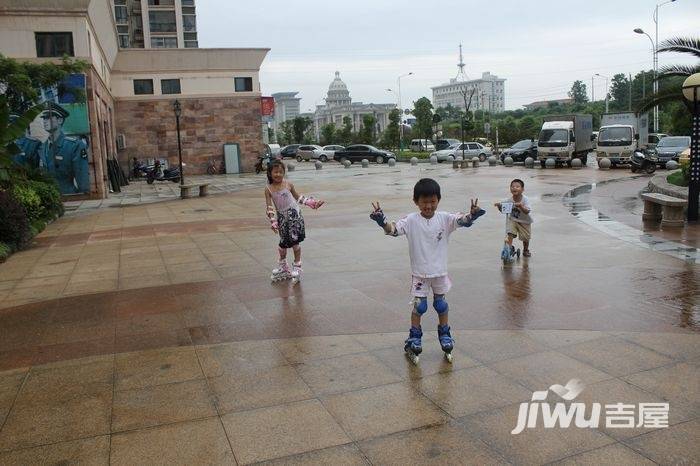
[{"xmin": 149, "ymin": 22, "xmax": 176, "ymax": 32}]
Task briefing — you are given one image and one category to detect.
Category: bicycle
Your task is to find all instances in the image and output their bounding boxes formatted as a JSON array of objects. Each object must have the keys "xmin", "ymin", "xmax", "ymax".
[{"xmin": 207, "ymin": 156, "xmax": 226, "ymax": 175}]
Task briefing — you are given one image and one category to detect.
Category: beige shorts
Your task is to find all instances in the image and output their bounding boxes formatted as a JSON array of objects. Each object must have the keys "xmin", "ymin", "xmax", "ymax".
[
  {"xmin": 411, "ymin": 275, "xmax": 452, "ymax": 298},
  {"xmin": 507, "ymin": 219, "xmax": 531, "ymax": 241}
]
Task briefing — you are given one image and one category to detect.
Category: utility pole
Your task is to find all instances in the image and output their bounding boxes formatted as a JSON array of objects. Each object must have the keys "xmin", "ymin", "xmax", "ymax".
[{"xmin": 629, "ymin": 73, "xmax": 632, "ymax": 111}]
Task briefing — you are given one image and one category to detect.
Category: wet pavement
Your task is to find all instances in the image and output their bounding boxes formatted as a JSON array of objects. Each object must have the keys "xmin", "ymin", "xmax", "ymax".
[{"xmin": 0, "ymin": 162, "xmax": 698, "ymax": 464}]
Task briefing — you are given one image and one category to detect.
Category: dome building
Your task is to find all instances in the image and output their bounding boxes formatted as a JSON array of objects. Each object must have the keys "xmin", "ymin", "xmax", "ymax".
[{"xmin": 313, "ymin": 72, "xmax": 396, "ymax": 141}]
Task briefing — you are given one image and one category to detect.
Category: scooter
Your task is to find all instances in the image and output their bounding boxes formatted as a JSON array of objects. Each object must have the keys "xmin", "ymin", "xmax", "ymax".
[
  {"xmin": 630, "ymin": 150, "xmax": 658, "ymax": 175},
  {"xmin": 146, "ymin": 160, "xmax": 181, "ymax": 184}
]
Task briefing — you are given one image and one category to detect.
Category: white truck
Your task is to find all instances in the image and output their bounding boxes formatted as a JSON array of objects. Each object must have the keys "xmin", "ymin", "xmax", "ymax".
[
  {"xmin": 595, "ymin": 112, "xmax": 649, "ymax": 165},
  {"xmin": 537, "ymin": 114, "xmax": 593, "ymax": 167}
]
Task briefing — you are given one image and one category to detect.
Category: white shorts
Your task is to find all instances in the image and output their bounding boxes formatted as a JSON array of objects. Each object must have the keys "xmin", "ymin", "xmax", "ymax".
[{"xmin": 411, "ymin": 275, "xmax": 452, "ymax": 298}]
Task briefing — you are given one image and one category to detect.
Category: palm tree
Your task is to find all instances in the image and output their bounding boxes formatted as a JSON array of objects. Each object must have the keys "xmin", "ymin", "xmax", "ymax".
[{"xmin": 637, "ymin": 37, "xmax": 700, "ymax": 113}]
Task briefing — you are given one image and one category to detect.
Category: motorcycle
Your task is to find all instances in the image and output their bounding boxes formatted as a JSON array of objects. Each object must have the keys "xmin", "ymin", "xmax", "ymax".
[
  {"xmin": 255, "ymin": 153, "xmax": 271, "ymax": 174},
  {"xmin": 146, "ymin": 160, "xmax": 181, "ymax": 184},
  {"xmin": 630, "ymin": 150, "xmax": 658, "ymax": 175}
]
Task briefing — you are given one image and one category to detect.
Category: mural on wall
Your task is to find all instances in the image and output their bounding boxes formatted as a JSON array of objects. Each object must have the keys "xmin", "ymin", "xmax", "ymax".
[{"xmin": 13, "ymin": 74, "xmax": 91, "ymax": 195}]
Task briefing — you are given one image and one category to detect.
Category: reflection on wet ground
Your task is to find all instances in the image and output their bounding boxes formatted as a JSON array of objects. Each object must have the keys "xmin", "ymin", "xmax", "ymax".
[{"xmin": 564, "ymin": 180, "xmax": 699, "ymax": 264}]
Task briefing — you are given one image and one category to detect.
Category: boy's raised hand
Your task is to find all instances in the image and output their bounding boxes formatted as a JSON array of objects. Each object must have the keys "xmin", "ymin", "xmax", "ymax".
[
  {"xmin": 470, "ymin": 198, "xmax": 481, "ymax": 215},
  {"xmin": 370, "ymin": 201, "xmax": 387, "ymax": 227}
]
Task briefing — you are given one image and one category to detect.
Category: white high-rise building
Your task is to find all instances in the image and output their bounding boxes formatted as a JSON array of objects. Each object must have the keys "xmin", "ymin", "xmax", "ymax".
[
  {"xmin": 112, "ymin": 0, "xmax": 198, "ymax": 49},
  {"xmin": 271, "ymin": 92, "xmax": 301, "ymax": 133},
  {"xmin": 431, "ymin": 45, "xmax": 505, "ymax": 113}
]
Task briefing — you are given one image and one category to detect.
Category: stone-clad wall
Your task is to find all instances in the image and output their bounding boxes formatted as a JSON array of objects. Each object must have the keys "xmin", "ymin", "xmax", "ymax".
[{"xmin": 115, "ymin": 96, "xmax": 263, "ymax": 174}]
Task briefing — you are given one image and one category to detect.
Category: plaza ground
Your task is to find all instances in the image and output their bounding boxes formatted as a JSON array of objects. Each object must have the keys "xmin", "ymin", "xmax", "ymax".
[{"xmin": 0, "ymin": 162, "xmax": 697, "ymax": 464}]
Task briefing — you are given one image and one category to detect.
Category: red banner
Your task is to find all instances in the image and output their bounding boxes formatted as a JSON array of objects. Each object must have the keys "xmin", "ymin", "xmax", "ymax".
[{"xmin": 261, "ymin": 97, "xmax": 275, "ymax": 116}]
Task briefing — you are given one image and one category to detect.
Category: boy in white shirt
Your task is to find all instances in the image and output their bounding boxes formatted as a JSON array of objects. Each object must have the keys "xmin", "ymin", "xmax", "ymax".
[
  {"xmin": 370, "ymin": 178, "xmax": 485, "ymax": 362},
  {"xmin": 494, "ymin": 178, "xmax": 533, "ymax": 258}
]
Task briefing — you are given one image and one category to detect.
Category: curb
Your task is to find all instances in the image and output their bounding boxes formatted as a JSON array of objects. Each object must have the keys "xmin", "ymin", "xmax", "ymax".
[{"xmin": 647, "ymin": 171, "xmax": 687, "ymax": 200}]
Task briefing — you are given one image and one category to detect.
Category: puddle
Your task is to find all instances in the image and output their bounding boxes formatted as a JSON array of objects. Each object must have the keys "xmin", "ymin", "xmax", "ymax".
[{"xmin": 563, "ymin": 182, "xmax": 699, "ymax": 264}]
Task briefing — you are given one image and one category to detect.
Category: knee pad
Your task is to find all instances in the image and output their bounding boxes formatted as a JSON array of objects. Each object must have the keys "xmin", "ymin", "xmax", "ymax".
[
  {"xmin": 412, "ymin": 297, "xmax": 428, "ymax": 315},
  {"xmin": 433, "ymin": 295, "xmax": 449, "ymax": 314}
]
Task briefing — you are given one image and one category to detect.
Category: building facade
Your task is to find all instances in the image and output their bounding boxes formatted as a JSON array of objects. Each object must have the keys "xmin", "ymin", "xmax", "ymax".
[
  {"xmin": 271, "ymin": 91, "xmax": 300, "ymax": 135},
  {"xmin": 313, "ymin": 72, "xmax": 395, "ymax": 141},
  {"xmin": 432, "ymin": 72, "xmax": 506, "ymax": 113},
  {"xmin": 0, "ymin": 0, "xmax": 268, "ymax": 199},
  {"xmin": 112, "ymin": 0, "xmax": 198, "ymax": 49}
]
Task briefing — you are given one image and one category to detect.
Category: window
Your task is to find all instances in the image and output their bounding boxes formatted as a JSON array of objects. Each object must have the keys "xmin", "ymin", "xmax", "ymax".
[
  {"xmin": 234, "ymin": 77, "xmax": 253, "ymax": 92},
  {"xmin": 148, "ymin": 0, "xmax": 174, "ymax": 5},
  {"xmin": 118, "ymin": 35, "xmax": 129, "ymax": 48},
  {"xmin": 35, "ymin": 32, "xmax": 74, "ymax": 57},
  {"xmin": 151, "ymin": 37, "xmax": 177, "ymax": 48},
  {"xmin": 149, "ymin": 11, "xmax": 176, "ymax": 32},
  {"xmin": 114, "ymin": 5, "xmax": 128, "ymax": 23},
  {"xmin": 161, "ymin": 79, "xmax": 181, "ymax": 95},
  {"xmin": 133, "ymin": 79, "xmax": 154, "ymax": 95},
  {"xmin": 184, "ymin": 41, "xmax": 198, "ymax": 48},
  {"xmin": 182, "ymin": 14, "xmax": 196, "ymax": 32}
]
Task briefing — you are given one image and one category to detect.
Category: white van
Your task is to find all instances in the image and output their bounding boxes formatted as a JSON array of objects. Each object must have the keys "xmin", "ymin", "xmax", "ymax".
[{"xmin": 410, "ymin": 139, "xmax": 435, "ymax": 152}]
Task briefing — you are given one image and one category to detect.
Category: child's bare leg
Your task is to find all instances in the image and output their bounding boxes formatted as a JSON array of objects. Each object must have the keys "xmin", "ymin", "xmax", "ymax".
[
  {"xmin": 292, "ymin": 245, "xmax": 301, "ymax": 264},
  {"xmin": 411, "ymin": 312, "xmax": 422, "ymax": 328},
  {"xmin": 278, "ymin": 246, "xmax": 287, "ymax": 261},
  {"xmin": 505, "ymin": 233, "xmax": 515, "ymax": 245},
  {"xmin": 523, "ymin": 240, "xmax": 530, "ymax": 252}
]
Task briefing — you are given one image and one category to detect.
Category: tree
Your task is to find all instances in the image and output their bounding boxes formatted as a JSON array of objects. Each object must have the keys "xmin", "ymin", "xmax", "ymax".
[
  {"xmin": 568, "ymin": 80, "xmax": 588, "ymax": 104},
  {"xmin": 278, "ymin": 120, "xmax": 294, "ymax": 145},
  {"xmin": 357, "ymin": 114, "xmax": 376, "ymax": 145},
  {"xmin": 412, "ymin": 97, "xmax": 434, "ymax": 145},
  {"xmin": 380, "ymin": 108, "xmax": 400, "ymax": 149},
  {"xmin": 638, "ymin": 37, "xmax": 700, "ymax": 113},
  {"xmin": 320, "ymin": 123, "xmax": 336, "ymax": 146},
  {"xmin": 609, "ymin": 73, "xmax": 630, "ymax": 111},
  {"xmin": 338, "ymin": 116, "xmax": 353, "ymax": 145},
  {"xmin": 292, "ymin": 116, "xmax": 312, "ymax": 143},
  {"xmin": 435, "ymin": 103, "xmax": 462, "ymax": 122}
]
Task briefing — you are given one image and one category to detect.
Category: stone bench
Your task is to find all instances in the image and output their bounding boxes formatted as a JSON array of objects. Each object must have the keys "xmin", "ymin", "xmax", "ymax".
[
  {"xmin": 180, "ymin": 183, "xmax": 209, "ymax": 199},
  {"xmin": 641, "ymin": 192, "xmax": 687, "ymax": 227}
]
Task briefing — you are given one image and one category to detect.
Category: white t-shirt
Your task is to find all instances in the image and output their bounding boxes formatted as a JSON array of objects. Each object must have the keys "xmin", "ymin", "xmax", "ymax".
[
  {"xmin": 501, "ymin": 195, "xmax": 533, "ymax": 224},
  {"xmin": 394, "ymin": 211, "xmax": 460, "ymax": 278}
]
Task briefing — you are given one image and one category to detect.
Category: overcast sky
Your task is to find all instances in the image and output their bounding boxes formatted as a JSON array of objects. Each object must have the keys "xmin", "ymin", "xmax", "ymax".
[{"xmin": 198, "ymin": 0, "xmax": 699, "ymax": 111}]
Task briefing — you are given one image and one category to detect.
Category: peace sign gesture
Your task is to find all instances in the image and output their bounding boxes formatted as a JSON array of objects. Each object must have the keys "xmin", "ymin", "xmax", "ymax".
[
  {"xmin": 371, "ymin": 201, "xmax": 382, "ymax": 213},
  {"xmin": 470, "ymin": 198, "xmax": 480, "ymax": 215},
  {"xmin": 370, "ymin": 201, "xmax": 387, "ymax": 227}
]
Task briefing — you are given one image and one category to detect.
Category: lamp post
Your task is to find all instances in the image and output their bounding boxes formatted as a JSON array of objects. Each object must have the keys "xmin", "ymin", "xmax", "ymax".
[
  {"xmin": 653, "ymin": 0, "xmax": 676, "ymax": 132},
  {"xmin": 591, "ymin": 75, "xmax": 595, "ymax": 102},
  {"xmin": 397, "ymin": 72, "xmax": 413, "ymax": 152},
  {"xmin": 595, "ymin": 73, "xmax": 610, "ymax": 113},
  {"xmin": 634, "ymin": 27, "xmax": 657, "ymax": 129},
  {"xmin": 682, "ymin": 73, "xmax": 700, "ymax": 222},
  {"xmin": 173, "ymin": 99, "xmax": 184, "ymax": 186}
]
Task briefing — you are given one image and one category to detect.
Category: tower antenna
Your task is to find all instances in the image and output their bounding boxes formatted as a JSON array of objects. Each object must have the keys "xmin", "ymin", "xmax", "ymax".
[{"xmin": 456, "ymin": 43, "xmax": 468, "ymax": 81}]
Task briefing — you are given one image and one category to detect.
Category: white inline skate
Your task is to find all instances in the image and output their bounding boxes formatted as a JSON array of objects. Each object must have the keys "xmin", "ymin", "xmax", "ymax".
[
  {"xmin": 291, "ymin": 262, "xmax": 302, "ymax": 285},
  {"xmin": 271, "ymin": 261, "xmax": 293, "ymax": 283}
]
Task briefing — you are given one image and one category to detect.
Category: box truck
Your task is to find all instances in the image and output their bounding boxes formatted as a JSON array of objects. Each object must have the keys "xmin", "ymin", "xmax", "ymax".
[
  {"xmin": 595, "ymin": 112, "xmax": 649, "ymax": 165},
  {"xmin": 537, "ymin": 114, "xmax": 593, "ymax": 167}
]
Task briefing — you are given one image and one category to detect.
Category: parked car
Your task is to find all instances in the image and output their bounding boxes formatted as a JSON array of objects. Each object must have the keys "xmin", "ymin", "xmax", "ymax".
[
  {"xmin": 435, "ymin": 139, "xmax": 461, "ymax": 151},
  {"xmin": 333, "ymin": 145, "xmax": 396, "ymax": 164},
  {"xmin": 321, "ymin": 145, "xmax": 345, "ymax": 161},
  {"xmin": 451, "ymin": 142, "xmax": 492, "ymax": 161},
  {"xmin": 500, "ymin": 139, "xmax": 537, "ymax": 163},
  {"xmin": 647, "ymin": 133, "xmax": 668, "ymax": 150},
  {"xmin": 430, "ymin": 144, "xmax": 460, "ymax": 162},
  {"xmin": 296, "ymin": 145, "xmax": 325, "ymax": 162},
  {"xmin": 279, "ymin": 144, "xmax": 301, "ymax": 159},
  {"xmin": 410, "ymin": 139, "xmax": 435, "ymax": 152},
  {"xmin": 649, "ymin": 136, "xmax": 690, "ymax": 165}
]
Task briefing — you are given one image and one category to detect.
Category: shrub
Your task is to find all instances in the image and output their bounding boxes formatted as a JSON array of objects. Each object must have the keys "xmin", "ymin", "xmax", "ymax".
[
  {"xmin": 0, "ymin": 190, "xmax": 30, "ymax": 248},
  {"xmin": 11, "ymin": 183, "xmax": 44, "ymax": 222},
  {"xmin": 26, "ymin": 180, "xmax": 63, "ymax": 219}
]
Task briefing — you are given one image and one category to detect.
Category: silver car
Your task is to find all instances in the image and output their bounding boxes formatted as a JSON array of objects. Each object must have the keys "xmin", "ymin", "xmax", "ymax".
[
  {"xmin": 450, "ymin": 142, "xmax": 493, "ymax": 161},
  {"xmin": 296, "ymin": 145, "xmax": 325, "ymax": 162},
  {"xmin": 321, "ymin": 145, "xmax": 345, "ymax": 162},
  {"xmin": 430, "ymin": 144, "xmax": 460, "ymax": 162}
]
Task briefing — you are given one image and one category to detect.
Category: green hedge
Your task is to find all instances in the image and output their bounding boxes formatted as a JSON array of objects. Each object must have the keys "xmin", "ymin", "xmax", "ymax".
[{"xmin": 0, "ymin": 179, "xmax": 63, "ymax": 261}]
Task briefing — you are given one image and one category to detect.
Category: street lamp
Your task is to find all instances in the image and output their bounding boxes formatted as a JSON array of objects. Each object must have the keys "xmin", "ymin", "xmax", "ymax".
[
  {"xmin": 634, "ymin": 27, "xmax": 657, "ymax": 130},
  {"xmin": 397, "ymin": 72, "xmax": 413, "ymax": 152},
  {"xmin": 682, "ymin": 73, "xmax": 700, "ymax": 222},
  {"xmin": 173, "ymin": 99, "xmax": 184, "ymax": 186},
  {"xmin": 595, "ymin": 73, "xmax": 610, "ymax": 113},
  {"xmin": 634, "ymin": 0, "xmax": 676, "ymax": 132}
]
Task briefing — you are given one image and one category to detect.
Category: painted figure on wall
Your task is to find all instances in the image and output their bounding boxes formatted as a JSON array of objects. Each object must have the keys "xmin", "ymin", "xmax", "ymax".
[
  {"xmin": 38, "ymin": 102, "xmax": 90, "ymax": 194},
  {"xmin": 10, "ymin": 114, "xmax": 42, "ymax": 169}
]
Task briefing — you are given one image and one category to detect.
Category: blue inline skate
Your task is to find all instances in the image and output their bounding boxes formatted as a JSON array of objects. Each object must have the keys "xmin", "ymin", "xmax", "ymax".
[
  {"xmin": 404, "ymin": 326, "xmax": 423, "ymax": 365},
  {"xmin": 500, "ymin": 243, "xmax": 520, "ymax": 265},
  {"xmin": 438, "ymin": 324, "xmax": 454, "ymax": 363}
]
